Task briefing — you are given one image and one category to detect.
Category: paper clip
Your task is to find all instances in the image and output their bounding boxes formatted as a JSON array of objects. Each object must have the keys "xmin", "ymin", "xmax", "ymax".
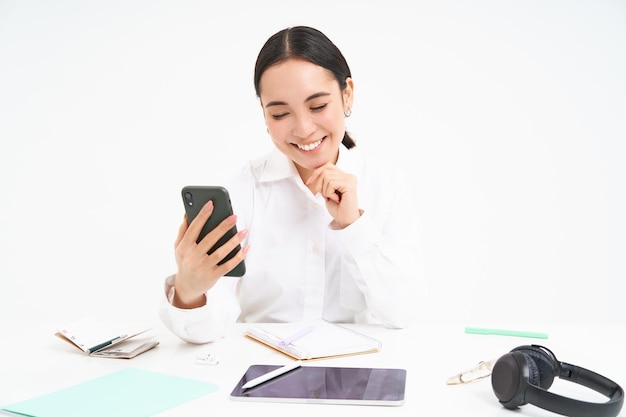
[
  {"xmin": 195, "ymin": 352, "xmax": 220, "ymax": 366},
  {"xmin": 446, "ymin": 359, "xmax": 496, "ymax": 385}
]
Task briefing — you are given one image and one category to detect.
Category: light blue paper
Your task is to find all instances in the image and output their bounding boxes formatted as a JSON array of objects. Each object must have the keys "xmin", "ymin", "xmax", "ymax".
[{"xmin": 1, "ymin": 367, "xmax": 219, "ymax": 417}]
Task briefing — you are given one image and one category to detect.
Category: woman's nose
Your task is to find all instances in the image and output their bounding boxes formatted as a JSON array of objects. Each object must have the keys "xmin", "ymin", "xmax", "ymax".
[{"xmin": 292, "ymin": 113, "xmax": 316, "ymax": 138}]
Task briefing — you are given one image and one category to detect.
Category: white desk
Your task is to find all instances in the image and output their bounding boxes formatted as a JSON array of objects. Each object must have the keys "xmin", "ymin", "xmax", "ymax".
[{"xmin": 1, "ymin": 319, "xmax": 624, "ymax": 417}]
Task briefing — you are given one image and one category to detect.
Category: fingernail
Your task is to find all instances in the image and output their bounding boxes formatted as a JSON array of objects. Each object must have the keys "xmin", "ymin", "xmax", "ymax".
[{"xmin": 202, "ymin": 200, "xmax": 214, "ymax": 211}]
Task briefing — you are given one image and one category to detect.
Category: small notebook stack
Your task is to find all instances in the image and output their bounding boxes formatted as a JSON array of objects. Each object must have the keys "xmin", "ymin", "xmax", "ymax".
[
  {"xmin": 55, "ymin": 316, "xmax": 159, "ymax": 359},
  {"xmin": 245, "ymin": 319, "xmax": 382, "ymax": 360}
]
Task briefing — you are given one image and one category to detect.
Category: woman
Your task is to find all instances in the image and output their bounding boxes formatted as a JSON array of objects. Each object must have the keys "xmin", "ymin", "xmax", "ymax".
[{"xmin": 160, "ymin": 26, "xmax": 419, "ymax": 343}]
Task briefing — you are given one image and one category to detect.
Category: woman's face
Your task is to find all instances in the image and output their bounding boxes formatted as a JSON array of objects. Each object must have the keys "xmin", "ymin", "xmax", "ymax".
[{"xmin": 259, "ymin": 58, "xmax": 353, "ymax": 180}]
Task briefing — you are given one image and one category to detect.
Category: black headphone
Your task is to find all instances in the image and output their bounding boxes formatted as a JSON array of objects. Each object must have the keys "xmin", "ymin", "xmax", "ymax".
[{"xmin": 491, "ymin": 345, "xmax": 624, "ymax": 417}]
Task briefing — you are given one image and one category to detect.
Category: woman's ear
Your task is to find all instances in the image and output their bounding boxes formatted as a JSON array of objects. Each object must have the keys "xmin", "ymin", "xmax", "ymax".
[
  {"xmin": 259, "ymin": 98, "xmax": 268, "ymax": 122},
  {"xmin": 343, "ymin": 77, "xmax": 354, "ymax": 113},
  {"xmin": 259, "ymin": 99, "xmax": 271, "ymax": 135}
]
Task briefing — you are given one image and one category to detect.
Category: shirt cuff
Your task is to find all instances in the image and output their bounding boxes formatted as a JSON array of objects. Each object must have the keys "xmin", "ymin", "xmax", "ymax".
[
  {"xmin": 160, "ymin": 275, "xmax": 216, "ymax": 343},
  {"xmin": 332, "ymin": 210, "xmax": 379, "ymax": 250}
]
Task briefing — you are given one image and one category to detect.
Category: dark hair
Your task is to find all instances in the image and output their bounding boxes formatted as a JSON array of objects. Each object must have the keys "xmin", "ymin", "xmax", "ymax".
[{"xmin": 254, "ymin": 26, "xmax": 356, "ymax": 149}]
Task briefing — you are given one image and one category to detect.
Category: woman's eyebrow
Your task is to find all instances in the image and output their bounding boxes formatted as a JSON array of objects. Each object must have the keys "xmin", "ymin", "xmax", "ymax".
[
  {"xmin": 264, "ymin": 92, "xmax": 331, "ymax": 108},
  {"xmin": 304, "ymin": 92, "xmax": 331, "ymax": 102}
]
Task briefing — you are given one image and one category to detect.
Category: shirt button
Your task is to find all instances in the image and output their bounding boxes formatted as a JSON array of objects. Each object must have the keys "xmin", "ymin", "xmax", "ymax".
[{"xmin": 312, "ymin": 244, "xmax": 320, "ymax": 254}]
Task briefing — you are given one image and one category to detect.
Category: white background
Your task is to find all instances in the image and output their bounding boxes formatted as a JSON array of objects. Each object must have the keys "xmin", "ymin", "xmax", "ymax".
[{"xmin": 1, "ymin": 0, "xmax": 624, "ymax": 327}]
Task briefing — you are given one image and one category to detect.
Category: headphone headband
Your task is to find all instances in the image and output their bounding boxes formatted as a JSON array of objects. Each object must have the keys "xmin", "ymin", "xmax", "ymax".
[{"xmin": 492, "ymin": 345, "xmax": 624, "ymax": 417}]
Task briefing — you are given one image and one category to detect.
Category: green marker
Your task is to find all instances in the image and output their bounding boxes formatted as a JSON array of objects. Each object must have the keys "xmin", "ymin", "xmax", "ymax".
[{"xmin": 465, "ymin": 327, "xmax": 548, "ymax": 339}]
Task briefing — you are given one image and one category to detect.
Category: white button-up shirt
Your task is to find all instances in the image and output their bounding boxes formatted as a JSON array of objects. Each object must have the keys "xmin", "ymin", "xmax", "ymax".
[{"xmin": 160, "ymin": 144, "xmax": 420, "ymax": 343}]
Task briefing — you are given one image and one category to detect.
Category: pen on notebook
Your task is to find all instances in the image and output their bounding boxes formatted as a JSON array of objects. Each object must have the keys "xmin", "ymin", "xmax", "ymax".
[
  {"xmin": 278, "ymin": 325, "xmax": 315, "ymax": 347},
  {"xmin": 87, "ymin": 334, "xmax": 127, "ymax": 354},
  {"xmin": 465, "ymin": 327, "xmax": 548, "ymax": 339},
  {"xmin": 242, "ymin": 361, "xmax": 302, "ymax": 389}
]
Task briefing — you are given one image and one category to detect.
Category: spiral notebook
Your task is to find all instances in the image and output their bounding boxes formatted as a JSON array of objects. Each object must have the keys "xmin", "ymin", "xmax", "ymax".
[{"xmin": 245, "ymin": 319, "xmax": 382, "ymax": 360}]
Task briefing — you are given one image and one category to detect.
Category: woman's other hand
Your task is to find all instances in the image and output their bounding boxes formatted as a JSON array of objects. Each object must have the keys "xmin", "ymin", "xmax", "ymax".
[{"xmin": 306, "ymin": 162, "xmax": 361, "ymax": 229}]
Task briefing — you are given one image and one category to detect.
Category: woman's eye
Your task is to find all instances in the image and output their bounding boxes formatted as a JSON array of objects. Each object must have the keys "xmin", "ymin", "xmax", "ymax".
[
  {"xmin": 311, "ymin": 104, "xmax": 327, "ymax": 112},
  {"xmin": 272, "ymin": 113, "xmax": 288, "ymax": 120}
]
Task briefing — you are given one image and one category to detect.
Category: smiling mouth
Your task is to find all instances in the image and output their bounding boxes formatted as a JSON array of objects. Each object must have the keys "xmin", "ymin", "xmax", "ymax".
[{"xmin": 295, "ymin": 137, "xmax": 324, "ymax": 152}]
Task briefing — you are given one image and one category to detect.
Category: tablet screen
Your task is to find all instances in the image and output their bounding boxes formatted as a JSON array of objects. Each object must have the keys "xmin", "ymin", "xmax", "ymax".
[{"xmin": 230, "ymin": 364, "xmax": 406, "ymax": 406}]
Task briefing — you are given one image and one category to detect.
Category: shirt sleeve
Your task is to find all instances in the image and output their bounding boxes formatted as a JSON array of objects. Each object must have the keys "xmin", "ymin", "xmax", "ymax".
[
  {"xmin": 331, "ymin": 167, "xmax": 421, "ymax": 329},
  {"xmin": 158, "ymin": 274, "xmax": 241, "ymax": 343}
]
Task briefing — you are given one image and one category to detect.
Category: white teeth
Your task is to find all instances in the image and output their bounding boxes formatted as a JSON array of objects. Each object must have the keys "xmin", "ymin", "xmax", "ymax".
[{"xmin": 297, "ymin": 139, "xmax": 323, "ymax": 151}]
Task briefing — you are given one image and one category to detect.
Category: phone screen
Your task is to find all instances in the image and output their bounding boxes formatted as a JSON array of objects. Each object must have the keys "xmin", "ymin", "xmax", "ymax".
[
  {"xmin": 181, "ymin": 186, "xmax": 245, "ymax": 277},
  {"xmin": 230, "ymin": 364, "xmax": 406, "ymax": 406}
]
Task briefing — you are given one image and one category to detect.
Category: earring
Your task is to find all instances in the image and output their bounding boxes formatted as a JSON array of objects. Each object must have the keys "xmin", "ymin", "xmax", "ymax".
[{"xmin": 344, "ymin": 109, "xmax": 352, "ymax": 118}]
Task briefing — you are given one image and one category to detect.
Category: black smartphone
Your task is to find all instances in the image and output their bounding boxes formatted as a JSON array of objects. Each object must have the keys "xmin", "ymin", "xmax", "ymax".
[{"xmin": 181, "ymin": 185, "xmax": 246, "ymax": 277}]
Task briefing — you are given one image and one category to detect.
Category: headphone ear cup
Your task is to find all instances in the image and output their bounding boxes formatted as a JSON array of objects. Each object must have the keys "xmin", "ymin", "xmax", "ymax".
[
  {"xmin": 512, "ymin": 345, "xmax": 558, "ymax": 390},
  {"xmin": 522, "ymin": 352, "xmax": 542, "ymax": 392},
  {"xmin": 492, "ymin": 351, "xmax": 532, "ymax": 408}
]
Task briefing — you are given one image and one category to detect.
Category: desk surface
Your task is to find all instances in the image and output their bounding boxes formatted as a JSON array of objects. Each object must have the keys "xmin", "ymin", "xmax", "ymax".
[{"xmin": 1, "ymin": 319, "xmax": 624, "ymax": 417}]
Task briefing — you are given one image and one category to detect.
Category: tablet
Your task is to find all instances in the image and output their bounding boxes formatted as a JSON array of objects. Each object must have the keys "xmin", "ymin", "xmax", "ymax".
[{"xmin": 230, "ymin": 364, "xmax": 406, "ymax": 406}]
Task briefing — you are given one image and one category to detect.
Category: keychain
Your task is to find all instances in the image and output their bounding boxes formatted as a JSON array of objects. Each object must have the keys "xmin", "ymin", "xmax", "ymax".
[{"xmin": 446, "ymin": 358, "xmax": 496, "ymax": 385}]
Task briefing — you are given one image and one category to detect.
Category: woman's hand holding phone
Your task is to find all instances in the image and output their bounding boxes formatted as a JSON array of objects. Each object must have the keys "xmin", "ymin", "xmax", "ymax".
[{"xmin": 173, "ymin": 199, "xmax": 249, "ymax": 309}]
